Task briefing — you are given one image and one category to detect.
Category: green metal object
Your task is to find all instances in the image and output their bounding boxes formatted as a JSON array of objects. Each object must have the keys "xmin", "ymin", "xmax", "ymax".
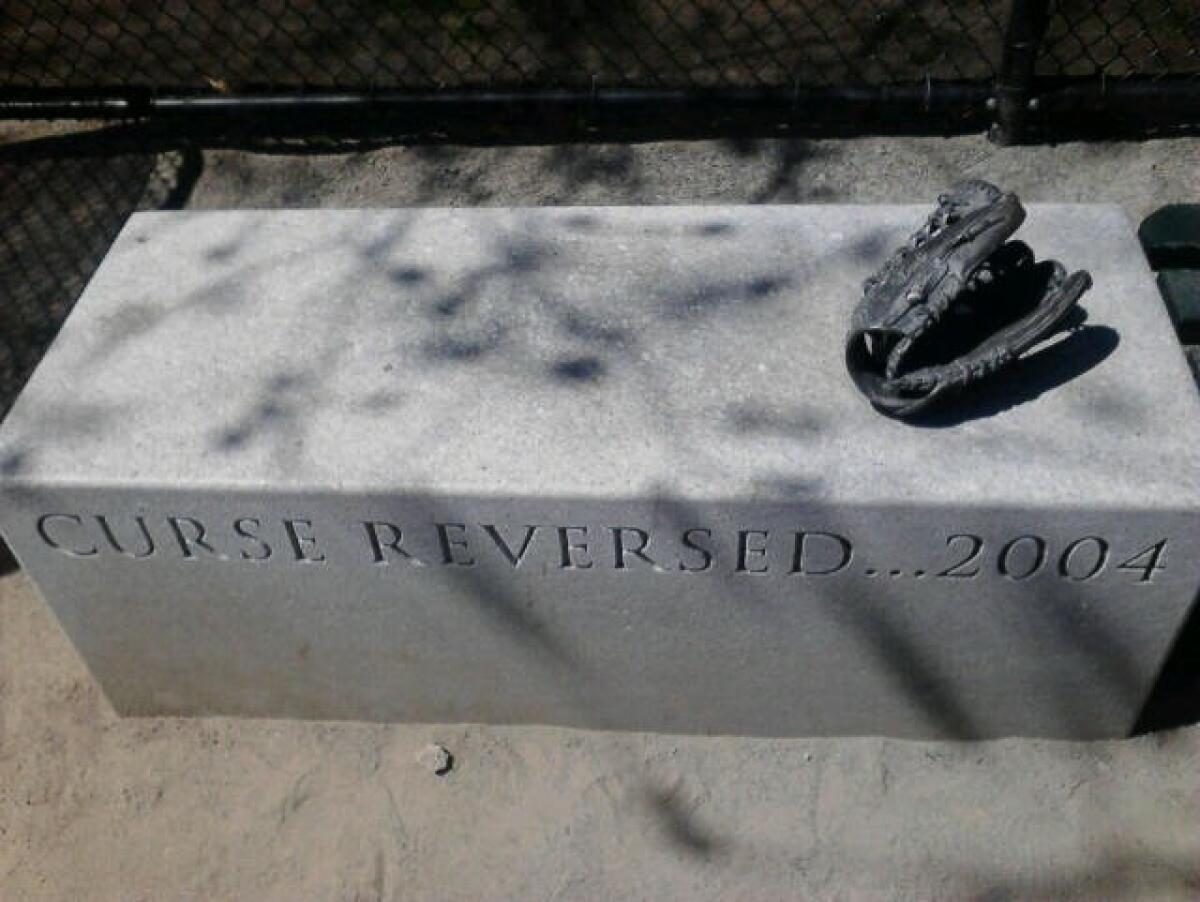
[
  {"xmin": 1156, "ymin": 270, "xmax": 1200, "ymax": 343},
  {"xmin": 1139, "ymin": 205, "xmax": 1200, "ymax": 270}
]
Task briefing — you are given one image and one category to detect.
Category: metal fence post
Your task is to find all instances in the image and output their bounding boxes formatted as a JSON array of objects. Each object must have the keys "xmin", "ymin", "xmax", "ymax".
[{"xmin": 991, "ymin": 0, "xmax": 1051, "ymax": 144}]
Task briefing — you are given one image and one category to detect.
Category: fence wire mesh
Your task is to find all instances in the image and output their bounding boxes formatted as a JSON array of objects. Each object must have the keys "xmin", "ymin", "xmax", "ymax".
[
  {"xmin": 3, "ymin": 0, "xmax": 1008, "ymax": 91},
  {"xmin": 1039, "ymin": 0, "xmax": 1200, "ymax": 78},
  {"xmin": 4, "ymin": 1, "xmax": 1198, "ymax": 94}
]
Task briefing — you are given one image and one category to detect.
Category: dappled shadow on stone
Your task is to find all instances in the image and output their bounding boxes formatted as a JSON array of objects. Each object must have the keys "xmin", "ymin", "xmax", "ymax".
[
  {"xmin": 723, "ymin": 403, "xmax": 827, "ymax": 439},
  {"xmin": 402, "ymin": 501, "xmax": 584, "ymax": 682},
  {"xmin": 660, "ymin": 274, "xmax": 792, "ymax": 321},
  {"xmin": 211, "ymin": 372, "xmax": 309, "ymax": 453},
  {"xmin": 422, "ymin": 329, "xmax": 509, "ymax": 364},
  {"xmin": 809, "ymin": 572, "xmax": 980, "ymax": 738},
  {"xmin": 549, "ymin": 355, "xmax": 606, "ymax": 384}
]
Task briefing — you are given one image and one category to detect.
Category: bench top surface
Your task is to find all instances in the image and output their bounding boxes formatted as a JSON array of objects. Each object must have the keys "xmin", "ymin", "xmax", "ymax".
[{"xmin": 2, "ymin": 204, "xmax": 1198, "ymax": 508}]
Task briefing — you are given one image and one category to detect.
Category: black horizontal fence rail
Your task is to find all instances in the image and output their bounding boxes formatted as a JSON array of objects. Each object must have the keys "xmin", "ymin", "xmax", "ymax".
[
  {"xmin": 0, "ymin": 83, "xmax": 995, "ymax": 144},
  {"xmin": 0, "ymin": 1, "xmax": 1197, "ymax": 143}
]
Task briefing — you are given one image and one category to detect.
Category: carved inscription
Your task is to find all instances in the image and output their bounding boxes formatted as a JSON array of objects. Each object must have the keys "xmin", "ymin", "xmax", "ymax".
[{"xmin": 30, "ymin": 513, "xmax": 1170, "ymax": 584}]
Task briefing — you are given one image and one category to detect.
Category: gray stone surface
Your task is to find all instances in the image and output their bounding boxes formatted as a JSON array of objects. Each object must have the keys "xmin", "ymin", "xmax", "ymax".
[{"xmin": 1, "ymin": 205, "xmax": 1198, "ymax": 739}]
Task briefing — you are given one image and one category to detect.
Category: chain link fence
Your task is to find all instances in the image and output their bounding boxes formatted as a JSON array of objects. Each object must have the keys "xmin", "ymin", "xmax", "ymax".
[
  {"xmin": 2, "ymin": 0, "xmax": 1010, "ymax": 90},
  {"xmin": 0, "ymin": 1, "xmax": 1195, "ymax": 140},
  {"xmin": 2, "ymin": 0, "xmax": 1197, "ymax": 91},
  {"xmin": 1039, "ymin": 0, "xmax": 1200, "ymax": 78}
]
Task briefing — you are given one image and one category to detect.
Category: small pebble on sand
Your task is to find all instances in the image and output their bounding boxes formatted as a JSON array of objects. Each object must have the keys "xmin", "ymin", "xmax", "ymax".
[{"xmin": 418, "ymin": 743, "xmax": 454, "ymax": 776}]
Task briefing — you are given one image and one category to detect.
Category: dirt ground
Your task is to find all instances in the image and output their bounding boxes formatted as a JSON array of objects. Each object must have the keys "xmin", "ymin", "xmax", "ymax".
[
  {"xmin": 3, "ymin": 568, "xmax": 1199, "ymax": 901},
  {"xmin": 2, "ymin": 128, "xmax": 1200, "ymax": 900}
]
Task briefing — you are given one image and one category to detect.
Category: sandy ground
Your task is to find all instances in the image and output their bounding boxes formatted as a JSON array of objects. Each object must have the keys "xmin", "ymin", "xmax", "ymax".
[
  {"xmin": 3, "ymin": 569, "xmax": 1199, "ymax": 901},
  {"xmin": 188, "ymin": 133, "xmax": 1198, "ymax": 218},
  {"xmin": 2, "ymin": 128, "xmax": 1200, "ymax": 899}
]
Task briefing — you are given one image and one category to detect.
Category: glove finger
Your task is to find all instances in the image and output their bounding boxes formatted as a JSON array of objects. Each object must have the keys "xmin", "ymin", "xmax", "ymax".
[
  {"xmin": 997, "ymin": 267, "xmax": 1092, "ymax": 359},
  {"xmin": 888, "ymin": 267, "xmax": 1091, "ymax": 399}
]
